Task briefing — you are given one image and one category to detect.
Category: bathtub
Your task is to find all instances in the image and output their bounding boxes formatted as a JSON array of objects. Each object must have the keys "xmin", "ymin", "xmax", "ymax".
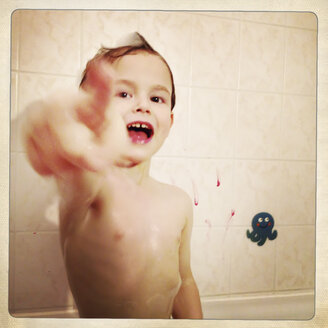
[
  {"xmin": 13, "ymin": 289, "xmax": 314, "ymax": 319},
  {"xmin": 201, "ymin": 289, "xmax": 315, "ymax": 320}
]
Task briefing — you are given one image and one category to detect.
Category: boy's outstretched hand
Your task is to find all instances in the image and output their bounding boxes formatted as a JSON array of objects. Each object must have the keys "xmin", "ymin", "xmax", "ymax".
[{"xmin": 22, "ymin": 59, "xmax": 131, "ymax": 178}]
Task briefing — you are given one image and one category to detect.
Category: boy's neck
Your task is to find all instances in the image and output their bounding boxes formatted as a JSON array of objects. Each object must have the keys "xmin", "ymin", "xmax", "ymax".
[{"xmin": 114, "ymin": 159, "xmax": 151, "ymax": 185}]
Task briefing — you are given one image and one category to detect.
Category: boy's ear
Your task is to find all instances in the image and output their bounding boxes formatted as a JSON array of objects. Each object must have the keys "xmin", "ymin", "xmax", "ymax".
[{"xmin": 170, "ymin": 113, "xmax": 174, "ymax": 127}]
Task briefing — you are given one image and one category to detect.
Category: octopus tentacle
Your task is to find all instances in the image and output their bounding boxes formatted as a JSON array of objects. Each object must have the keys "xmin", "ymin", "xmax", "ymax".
[
  {"xmin": 251, "ymin": 232, "xmax": 261, "ymax": 242},
  {"xmin": 257, "ymin": 236, "xmax": 267, "ymax": 246},
  {"xmin": 268, "ymin": 230, "xmax": 277, "ymax": 240}
]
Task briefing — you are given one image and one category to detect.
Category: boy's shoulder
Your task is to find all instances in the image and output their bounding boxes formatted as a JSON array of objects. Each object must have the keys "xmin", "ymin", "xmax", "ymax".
[{"xmin": 149, "ymin": 178, "xmax": 193, "ymax": 211}]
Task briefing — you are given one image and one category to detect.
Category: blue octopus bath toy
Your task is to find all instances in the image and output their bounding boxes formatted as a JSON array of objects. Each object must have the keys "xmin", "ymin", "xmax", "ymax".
[{"xmin": 247, "ymin": 212, "xmax": 277, "ymax": 246}]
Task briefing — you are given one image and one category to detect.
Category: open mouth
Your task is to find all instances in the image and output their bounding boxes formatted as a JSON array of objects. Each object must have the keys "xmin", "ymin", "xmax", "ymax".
[{"xmin": 126, "ymin": 121, "xmax": 154, "ymax": 144}]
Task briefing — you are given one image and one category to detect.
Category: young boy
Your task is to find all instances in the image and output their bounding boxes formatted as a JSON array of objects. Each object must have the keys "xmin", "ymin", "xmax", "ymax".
[{"xmin": 22, "ymin": 33, "xmax": 202, "ymax": 319}]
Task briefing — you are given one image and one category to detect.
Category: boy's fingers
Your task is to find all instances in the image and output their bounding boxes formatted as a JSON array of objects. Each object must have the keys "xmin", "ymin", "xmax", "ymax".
[
  {"xmin": 83, "ymin": 59, "xmax": 113, "ymax": 105},
  {"xmin": 32, "ymin": 120, "xmax": 106, "ymax": 176},
  {"xmin": 23, "ymin": 92, "xmax": 113, "ymax": 176},
  {"xmin": 51, "ymin": 117, "xmax": 108, "ymax": 172},
  {"xmin": 79, "ymin": 59, "xmax": 117, "ymax": 133}
]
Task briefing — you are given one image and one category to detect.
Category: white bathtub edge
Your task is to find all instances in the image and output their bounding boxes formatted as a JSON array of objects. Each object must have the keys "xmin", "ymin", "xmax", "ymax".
[{"xmin": 201, "ymin": 289, "xmax": 315, "ymax": 320}]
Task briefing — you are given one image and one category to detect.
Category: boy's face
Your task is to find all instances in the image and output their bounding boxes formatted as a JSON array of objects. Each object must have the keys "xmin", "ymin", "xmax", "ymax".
[{"xmin": 110, "ymin": 52, "xmax": 174, "ymax": 162}]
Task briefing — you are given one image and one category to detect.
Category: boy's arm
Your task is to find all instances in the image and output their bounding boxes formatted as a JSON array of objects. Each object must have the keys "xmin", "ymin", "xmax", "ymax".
[
  {"xmin": 22, "ymin": 59, "xmax": 133, "ymax": 189},
  {"xmin": 172, "ymin": 195, "xmax": 203, "ymax": 319}
]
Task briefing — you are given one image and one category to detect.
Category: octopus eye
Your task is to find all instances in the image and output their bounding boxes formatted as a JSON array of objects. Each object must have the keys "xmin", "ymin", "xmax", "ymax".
[
  {"xmin": 265, "ymin": 217, "xmax": 269, "ymax": 222},
  {"xmin": 258, "ymin": 218, "xmax": 263, "ymax": 223}
]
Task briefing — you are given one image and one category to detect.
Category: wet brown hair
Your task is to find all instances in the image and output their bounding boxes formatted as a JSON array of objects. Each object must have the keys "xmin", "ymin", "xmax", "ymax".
[{"xmin": 80, "ymin": 33, "xmax": 176, "ymax": 110}]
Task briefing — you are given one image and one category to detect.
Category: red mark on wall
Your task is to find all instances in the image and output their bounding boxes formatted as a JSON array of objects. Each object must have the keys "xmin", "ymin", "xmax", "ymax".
[
  {"xmin": 222, "ymin": 209, "xmax": 236, "ymax": 243},
  {"xmin": 192, "ymin": 179, "xmax": 199, "ymax": 206},
  {"xmin": 227, "ymin": 209, "xmax": 236, "ymax": 224},
  {"xmin": 216, "ymin": 167, "xmax": 221, "ymax": 187}
]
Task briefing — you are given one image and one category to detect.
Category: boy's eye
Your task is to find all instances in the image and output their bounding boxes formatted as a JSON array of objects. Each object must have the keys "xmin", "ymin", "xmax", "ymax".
[
  {"xmin": 151, "ymin": 96, "xmax": 164, "ymax": 104},
  {"xmin": 118, "ymin": 92, "xmax": 132, "ymax": 98}
]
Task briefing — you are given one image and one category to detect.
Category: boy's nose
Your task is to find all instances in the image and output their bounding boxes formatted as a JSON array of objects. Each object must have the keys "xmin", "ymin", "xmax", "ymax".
[
  {"xmin": 135, "ymin": 107, "xmax": 151, "ymax": 114},
  {"xmin": 134, "ymin": 98, "xmax": 151, "ymax": 114}
]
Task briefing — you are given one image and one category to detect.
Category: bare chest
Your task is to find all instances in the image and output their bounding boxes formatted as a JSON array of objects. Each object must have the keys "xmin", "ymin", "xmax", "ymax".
[{"xmin": 61, "ymin": 179, "xmax": 184, "ymax": 276}]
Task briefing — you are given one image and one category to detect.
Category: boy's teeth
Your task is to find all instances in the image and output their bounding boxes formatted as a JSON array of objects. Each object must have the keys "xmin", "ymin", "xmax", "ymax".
[
  {"xmin": 128, "ymin": 122, "xmax": 152, "ymax": 130},
  {"xmin": 129, "ymin": 123, "xmax": 142, "ymax": 128}
]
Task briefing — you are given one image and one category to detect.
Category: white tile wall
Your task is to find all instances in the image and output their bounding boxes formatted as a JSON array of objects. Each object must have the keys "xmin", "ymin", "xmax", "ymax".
[
  {"xmin": 277, "ymin": 161, "xmax": 316, "ymax": 225},
  {"xmin": 239, "ymin": 22, "xmax": 285, "ymax": 93},
  {"xmin": 138, "ymin": 12, "xmax": 193, "ymax": 87},
  {"xmin": 10, "ymin": 10, "xmax": 316, "ymax": 314},
  {"xmin": 18, "ymin": 10, "xmax": 81, "ymax": 76},
  {"xmin": 280, "ymin": 95, "xmax": 316, "ymax": 160},
  {"xmin": 9, "ymin": 153, "xmax": 17, "ymax": 233},
  {"xmin": 11, "ymin": 11, "xmax": 20, "ymax": 71},
  {"xmin": 13, "ymin": 232, "xmax": 74, "ymax": 310},
  {"xmin": 229, "ymin": 227, "xmax": 276, "ymax": 293},
  {"xmin": 284, "ymin": 28, "xmax": 317, "ymax": 95},
  {"xmin": 82, "ymin": 11, "xmax": 139, "ymax": 68},
  {"xmin": 191, "ymin": 15, "xmax": 240, "ymax": 89},
  {"xmin": 236, "ymin": 92, "xmax": 282, "ymax": 159},
  {"xmin": 188, "ymin": 88, "xmax": 237, "ymax": 158},
  {"xmin": 14, "ymin": 153, "xmax": 59, "ymax": 232},
  {"xmin": 9, "ymin": 232, "xmax": 15, "ymax": 313},
  {"xmin": 10, "ymin": 72, "xmax": 18, "ymax": 120},
  {"xmin": 276, "ymin": 226, "xmax": 315, "ymax": 290},
  {"xmin": 232, "ymin": 160, "xmax": 282, "ymax": 226},
  {"xmin": 191, "ymin": 227, "xmax": 230, "ymax": 296}
]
